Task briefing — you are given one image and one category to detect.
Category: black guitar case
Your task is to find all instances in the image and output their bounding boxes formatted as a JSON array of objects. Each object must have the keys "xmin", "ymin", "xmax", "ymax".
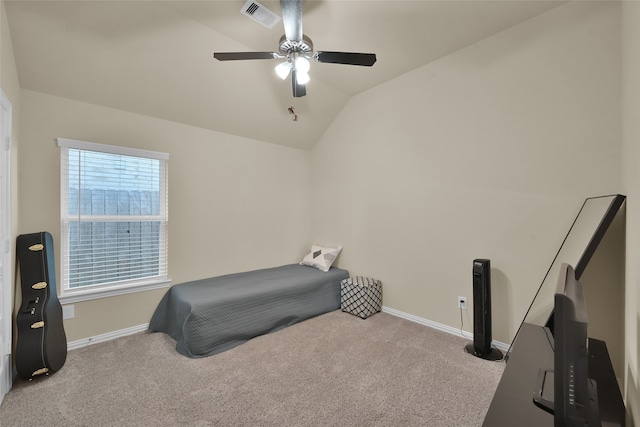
[{"xmin": 16, "ymin": 231, "xmax": 67, "ymax": 380}]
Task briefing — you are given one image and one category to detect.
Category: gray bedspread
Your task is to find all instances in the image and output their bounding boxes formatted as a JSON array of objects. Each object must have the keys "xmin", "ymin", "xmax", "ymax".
[{"xmin": 149, "ymin": 264, "xmax": 349, "ymax": 358}]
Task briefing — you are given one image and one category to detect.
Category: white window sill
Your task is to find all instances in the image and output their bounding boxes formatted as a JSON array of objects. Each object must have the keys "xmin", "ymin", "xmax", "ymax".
[{"xmin": 58, "ymin": 277, "xmax": 171, "ymax": 304}]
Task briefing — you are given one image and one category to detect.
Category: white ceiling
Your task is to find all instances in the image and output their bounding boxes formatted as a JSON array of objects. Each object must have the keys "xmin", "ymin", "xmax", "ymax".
[{"xmin": 5, "ymin": 0, "xmax": 565, "ymax": 150}]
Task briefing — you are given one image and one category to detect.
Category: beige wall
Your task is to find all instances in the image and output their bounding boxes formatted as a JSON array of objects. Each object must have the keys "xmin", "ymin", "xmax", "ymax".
[
  {"xmin": 622, "ymin": 1, "xmax": 640, "ymax": 424},
  {"xmin": 311, "ymin": 1, "xmax": 621, "ymax": 345},
  {"xmin": 1, "ymin": 1, "xmax": 20, "ymax": 115},
  {"xmin": 5, "ymin": 1, "xmax": 639, "ymax": 425},
  {"xmin": 17, "ymin": 90, "xmax": 312, "ymax": 341}
]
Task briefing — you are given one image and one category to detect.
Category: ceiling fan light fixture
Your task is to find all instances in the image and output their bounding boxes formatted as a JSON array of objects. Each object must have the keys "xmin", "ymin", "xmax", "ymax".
[
  {"xmin": 296, "ymin": 70, "xmax": 310, "ymax": 85},
  {"xmin": 275, "ymin": 61, "xmax": 292, "ymax": 79},
  {"xmin": 294, "ymin": 56, "xmax": 310, "ymax": 73}
]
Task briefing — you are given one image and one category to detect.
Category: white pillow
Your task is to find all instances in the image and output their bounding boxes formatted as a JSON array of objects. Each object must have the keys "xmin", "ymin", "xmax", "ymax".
[{"xmin": 300, "ymin": 244, "xmax": 342, "ymax": 272}]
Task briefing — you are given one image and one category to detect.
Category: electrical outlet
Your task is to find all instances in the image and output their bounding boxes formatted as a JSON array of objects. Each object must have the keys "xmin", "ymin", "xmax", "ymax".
[
  {"xmin": 458, "ymin": 296, "xmax": 467, "ymax": 310},
  {"xmin": 62, "ymin": 304, "xmax": 75, "ymax": 320}
]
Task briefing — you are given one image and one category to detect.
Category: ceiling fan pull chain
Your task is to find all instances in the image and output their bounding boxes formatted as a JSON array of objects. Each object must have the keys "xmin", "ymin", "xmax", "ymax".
[{"xmin": 288, "ymin": 104, "xmax": 298, "ymax": 121}]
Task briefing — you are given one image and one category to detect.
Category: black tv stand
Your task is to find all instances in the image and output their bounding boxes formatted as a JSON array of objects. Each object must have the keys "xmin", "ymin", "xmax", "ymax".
[{"xmin": 483, "ymin": 323, "xmax": 625, "ymax": 426}]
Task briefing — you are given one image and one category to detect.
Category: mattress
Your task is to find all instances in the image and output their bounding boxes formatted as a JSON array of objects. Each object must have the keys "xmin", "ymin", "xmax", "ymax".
[{"xmin": 149, "ymin": 264, "xmax": 349, "ymax": 358}]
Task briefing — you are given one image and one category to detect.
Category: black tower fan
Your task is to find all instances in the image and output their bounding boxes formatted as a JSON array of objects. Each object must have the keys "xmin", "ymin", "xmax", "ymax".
[{"xmin": 465, "ymin": 259, "xmax": 503, "ymax": 360}]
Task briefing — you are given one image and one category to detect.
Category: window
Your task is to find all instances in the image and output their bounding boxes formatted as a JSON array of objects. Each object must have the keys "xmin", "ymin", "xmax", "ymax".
[{"xmin": 57, "ymin": 138, "xmax": 170, "ymax": 303}]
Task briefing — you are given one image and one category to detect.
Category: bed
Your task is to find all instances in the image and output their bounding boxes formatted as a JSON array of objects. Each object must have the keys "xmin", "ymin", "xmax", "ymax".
[{"xmin": 149, "ymin": 264, "xmax": 349, "ymax": 358}]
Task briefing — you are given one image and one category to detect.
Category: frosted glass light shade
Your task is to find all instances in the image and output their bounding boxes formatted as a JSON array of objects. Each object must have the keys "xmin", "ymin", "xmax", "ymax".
[
  {"xmin": 295, "ymin": 56, "xmax": 310, "ymax": 73},
  {"xmin": 296, "ymin": 71, "xmax": 310, "ymax": 85},
  {"xmin": 275, "ymin": 61, "xmax": 292, "ymax": 79}
]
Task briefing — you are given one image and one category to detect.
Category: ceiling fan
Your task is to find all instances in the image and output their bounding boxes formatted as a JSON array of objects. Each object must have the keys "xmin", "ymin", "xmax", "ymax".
[{"xmin": 213, "ymin": 0, "xmax": 377, "ymax": 98}]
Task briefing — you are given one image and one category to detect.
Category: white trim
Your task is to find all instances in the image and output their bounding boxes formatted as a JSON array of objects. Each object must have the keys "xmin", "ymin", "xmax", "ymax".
[
  {"xmin": 67, "ymin": 323, "xmax": 150, "ymax": 351},
  {"xmin": 0, "ymin": 90, "xmax": 12, "ymax": 405},
  {"xmin": 381, "ymin": 306, "xmax": 510, "ymax": 352},
  {"xmin": 56, "ymin": 137, "xmax": 169, "ymax": 160},
  {"xmin": 59, "ymin": 277, "xmax": 171, "ymax": 304}
]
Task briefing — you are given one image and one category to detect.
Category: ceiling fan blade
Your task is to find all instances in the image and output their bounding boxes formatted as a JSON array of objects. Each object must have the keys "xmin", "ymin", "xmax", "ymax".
[
  {"xmin": 280, "ymin": 0, "xmax": 303, "ymax": 42},
  {"xmin": 291, "ymin": 69, "xmax": 307, "ymax": 98},
  {"xmin": 314, "ymin": 51, "xmax": 377, "ymax": 67},
  {"xmin": 213, "ymin": 52, "xmax": 279, "ymax": 61}
]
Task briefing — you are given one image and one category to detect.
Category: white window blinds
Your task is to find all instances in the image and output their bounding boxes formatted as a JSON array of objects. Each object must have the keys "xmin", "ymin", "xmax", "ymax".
[{"xmin": 58, "ymin": 138, "xmax": 169, "ymax": 296}]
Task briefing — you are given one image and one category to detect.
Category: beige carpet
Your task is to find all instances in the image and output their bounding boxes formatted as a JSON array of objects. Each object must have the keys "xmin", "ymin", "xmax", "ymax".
[{"xmin": 0, "ymin": 311, "xmax": 504, "ymax": 426}]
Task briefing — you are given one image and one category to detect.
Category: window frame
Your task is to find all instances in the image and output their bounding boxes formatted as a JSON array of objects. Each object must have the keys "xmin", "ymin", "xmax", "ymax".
[{"xmin": 57, "ymin": 138, "xmax": 170, "ymax": 304}]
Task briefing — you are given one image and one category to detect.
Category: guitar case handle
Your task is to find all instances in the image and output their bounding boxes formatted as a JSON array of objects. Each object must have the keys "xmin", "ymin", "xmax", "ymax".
[{"xmin": 20, "ymin": 297, "xmax": 40, "ymax": 314}]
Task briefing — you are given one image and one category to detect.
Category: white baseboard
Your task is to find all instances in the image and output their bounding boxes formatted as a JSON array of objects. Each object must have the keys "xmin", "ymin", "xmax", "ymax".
[
  {"xmin": 381, "ymin": 306, "xmax": 510, "ymax": 352},
  {"xmin": 67, "ymin": 309, "xmax": 511, "ymax": 353},
  {"xmin": 67, "ymin": 323, "xmax": 149, "ymax": 351}
]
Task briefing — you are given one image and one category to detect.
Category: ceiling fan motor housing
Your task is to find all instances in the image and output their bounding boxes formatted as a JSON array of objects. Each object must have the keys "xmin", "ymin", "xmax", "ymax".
[{"xmin": 279, "ymin": 34, "xmax": 313, "ymax": 57}]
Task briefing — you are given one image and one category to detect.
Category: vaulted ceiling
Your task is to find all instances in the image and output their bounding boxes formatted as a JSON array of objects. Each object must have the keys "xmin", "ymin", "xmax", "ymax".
[{"xmin": 4, "ymin": 0, "xmax": 565, "ymax": 150}]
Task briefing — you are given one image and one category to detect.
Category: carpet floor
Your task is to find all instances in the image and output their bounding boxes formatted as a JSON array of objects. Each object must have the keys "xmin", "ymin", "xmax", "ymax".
[{"xmin": 0, "ymin": 311, "xmax": 504, "ymax": 426}]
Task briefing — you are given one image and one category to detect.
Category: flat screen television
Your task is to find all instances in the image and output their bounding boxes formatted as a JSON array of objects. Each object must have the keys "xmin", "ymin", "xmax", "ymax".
[{"xmin": 533, "ymin": 263, "xmax": 600, "ymax": 426}]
